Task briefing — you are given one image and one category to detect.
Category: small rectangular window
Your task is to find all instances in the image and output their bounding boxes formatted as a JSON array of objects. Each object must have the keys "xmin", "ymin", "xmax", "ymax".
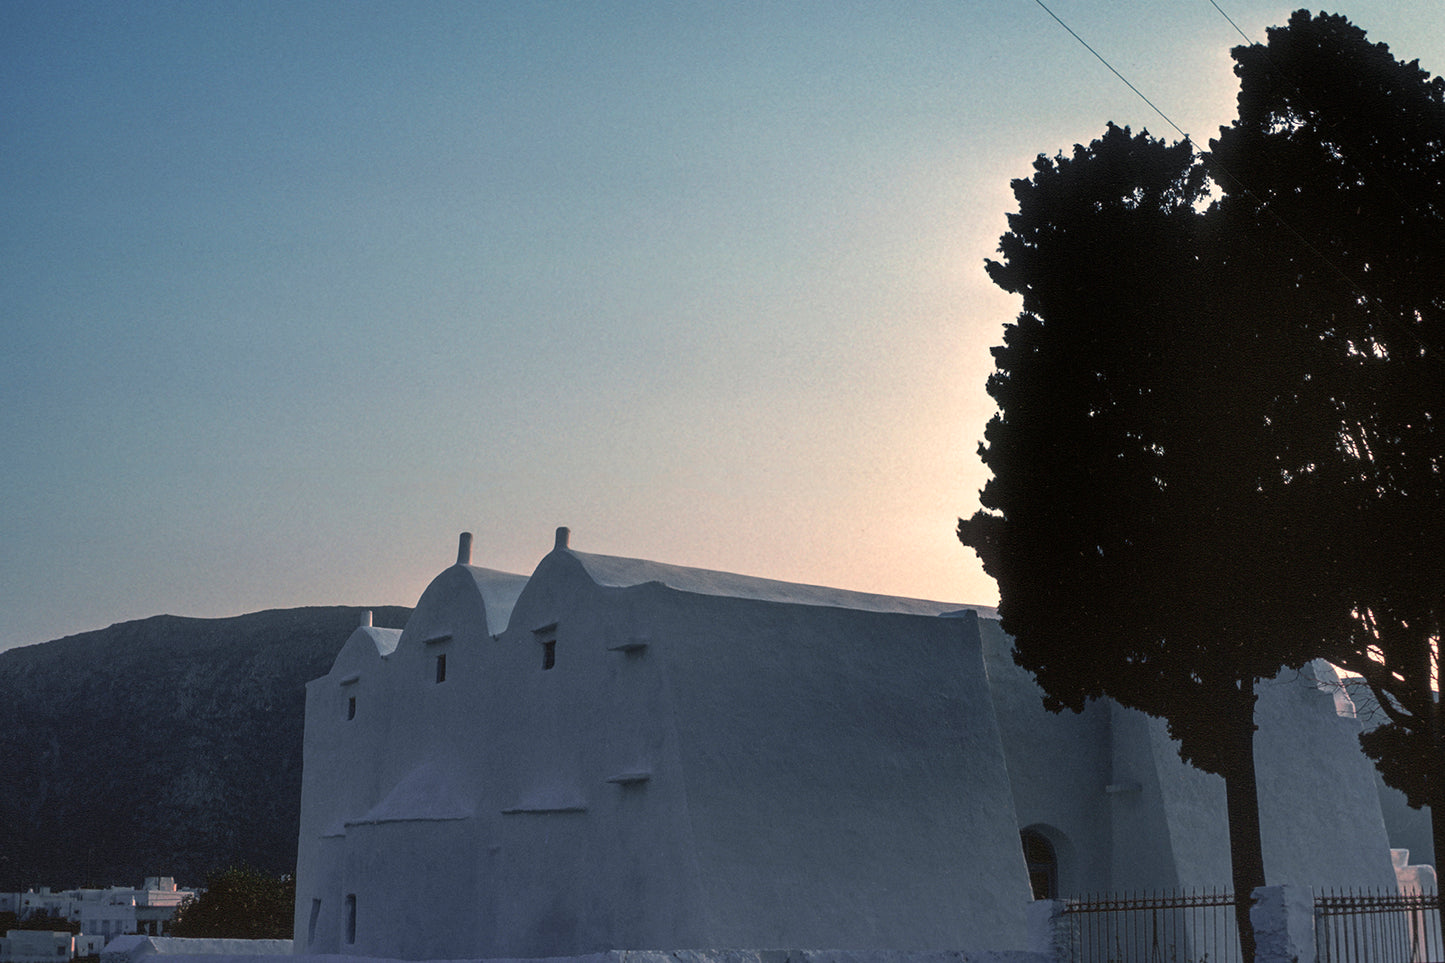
[
  {"xmin": 435, "ymin": 653, "xmax": 447, "ymax": 684},
  {"xmin": 345, "ymin": 894, "xmax": 356, "ymax": 944},
  {"xmin": 307, "ymin": 899, "xmax": 321, "ymax": 945},
  {"xmin": 542, "ymin": 639, "xmax": 556, "ymax": 670},
  {"xmin": 346, "ymin": 696, "xmax": 356, "ymax": 720}
]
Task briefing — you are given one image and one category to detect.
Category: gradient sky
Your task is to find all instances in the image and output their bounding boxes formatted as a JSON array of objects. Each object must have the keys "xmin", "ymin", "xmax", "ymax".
[{"xmin": 3, "ymin": 2, "xmax": 1442, "ymax": 651}]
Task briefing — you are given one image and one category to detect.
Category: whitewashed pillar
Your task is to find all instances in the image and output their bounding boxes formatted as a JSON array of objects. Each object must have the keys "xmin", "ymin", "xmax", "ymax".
[
  {"xmin": 1027, "ymin": 899, "xmax": 1074, "ymax": 963},
  {"xmin": 1251, "ymin": 885, "xmax": 1315, "ymax": 963}
]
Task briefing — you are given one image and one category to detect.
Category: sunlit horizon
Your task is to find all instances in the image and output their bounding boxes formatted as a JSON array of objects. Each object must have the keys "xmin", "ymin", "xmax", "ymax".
[{"xmin": 4, "ymin": 2, "xmax": 1441, "ymax": 651}]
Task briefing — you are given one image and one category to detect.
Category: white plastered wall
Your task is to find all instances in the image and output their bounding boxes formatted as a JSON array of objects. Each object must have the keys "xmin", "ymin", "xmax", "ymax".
[
  {"xmin": 295, "ymin": 535, "xmax": 1408, "ymax": 962},
  {"xmin": 295, "ymin": 542, "xmax": 1033, "ymax": 959}
]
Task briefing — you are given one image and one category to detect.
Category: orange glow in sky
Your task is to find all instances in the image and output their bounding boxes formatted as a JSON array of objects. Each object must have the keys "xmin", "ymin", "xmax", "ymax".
[{"xmin": 3, "ymin": 2, "xmax": 1441, "ymax": 649}]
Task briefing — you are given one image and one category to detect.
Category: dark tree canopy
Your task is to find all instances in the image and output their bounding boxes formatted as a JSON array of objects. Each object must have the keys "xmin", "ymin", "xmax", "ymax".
[
  {"xmin": 962, "ymin": 10, "xmax": 1445, "ymax": 957},
  {"xmin": 1209, "ymin": 7, "xmax": 1445, "ymax": 886},
  {"xmin": 169, "ymin": 867, "xmax": 295, "ymax": 941},
  {"xmin": 962, "ymin": 120, "xmax": 1330, "ymax": 772},
  {"xmin": 959, "ymin": 122, "xmax": 1283, "ymax": 960}
]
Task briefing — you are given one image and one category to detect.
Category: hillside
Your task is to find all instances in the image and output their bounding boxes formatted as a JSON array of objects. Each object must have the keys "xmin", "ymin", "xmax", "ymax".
[{"xmin": 0, "ymin": 606, "xmax": 410, "ymax": 890}]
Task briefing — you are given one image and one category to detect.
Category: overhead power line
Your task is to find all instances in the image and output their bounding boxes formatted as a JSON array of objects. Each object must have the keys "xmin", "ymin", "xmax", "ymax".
[
  {"xmin": 1031, "ymin": 0, "xmax": 1438, "ymax": 362},
  {"xmin": 1207, "ymin": 0, "xmax": 1255, "ymax": 47},
  {"xmin": 1030, "ymin": 0, "xmax": 1379, "ymax": 308},
  {"xmin": 1032, "ymin": 0, "xmax": 1191, "ymax": 142}
]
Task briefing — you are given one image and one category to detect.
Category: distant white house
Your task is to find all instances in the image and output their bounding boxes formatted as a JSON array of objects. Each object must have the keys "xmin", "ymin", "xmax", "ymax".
[
  {"xmin": 0, "ymin": 928, "xmax": 75, "ymax": 963},
  {"xmin": 293, "ymin": 529, "xmax": 1423, "ymax": 960},
  {"xmin": 10, "ymin": 880, "xmax": 192, "ymax": 944}
]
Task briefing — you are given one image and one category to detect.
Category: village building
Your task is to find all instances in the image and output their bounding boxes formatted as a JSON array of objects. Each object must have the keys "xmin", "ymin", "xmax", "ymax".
[
  {"xmin": 8, "ymin": 881, "xmax": 191, "ymax": 946},
  {"xmin": 293, "ymin": 530, "xmax": 1423, "ymax": 960},
  {"xmin": 0, "ymin": 929, "xmax": 79, "ymax": 963}
]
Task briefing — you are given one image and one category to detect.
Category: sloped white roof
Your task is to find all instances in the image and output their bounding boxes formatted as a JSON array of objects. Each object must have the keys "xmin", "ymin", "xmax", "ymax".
[
  {"xmin": 570, "ymin": 549, "xmax": 990, "ymax": 618},
  {"xmin": 356, "ymin": 626, "xmax": 402, "ymax": 658},
  {"xmin": 346, "ymin": 762, "xmax": 472, "ymax": 825},
  {"xmin": 458, "ymin": 565, "xmax": 530, "ymax": 635}
]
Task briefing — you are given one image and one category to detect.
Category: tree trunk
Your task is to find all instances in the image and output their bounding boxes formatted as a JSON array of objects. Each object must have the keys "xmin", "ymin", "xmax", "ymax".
[
  {"xmin": 1429, "ymin": 780, "xmax": 1445, "ymax": 955},
  {"xmin": 1222, "ymin": 694, "xmax": 1266, "ymax": 963},
  {"xmin": 1428, "ymin": 667, "xmax": 1444, "ymax": 945}
]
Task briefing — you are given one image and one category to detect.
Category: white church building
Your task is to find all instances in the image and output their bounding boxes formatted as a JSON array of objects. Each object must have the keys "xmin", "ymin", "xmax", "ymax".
[{"xmin": 293, "ymin": 529, "xmax": 1423, "ymax": 960}]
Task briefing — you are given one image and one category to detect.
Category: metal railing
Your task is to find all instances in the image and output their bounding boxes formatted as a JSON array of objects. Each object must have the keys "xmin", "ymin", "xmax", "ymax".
[
  {"xmin": 1315, "ymin": 888, "xmax": 1442, "ymax": 963},
  {"xmin": 1063, "ymin": 889, "xmax": 1240, "ymax": 963}
]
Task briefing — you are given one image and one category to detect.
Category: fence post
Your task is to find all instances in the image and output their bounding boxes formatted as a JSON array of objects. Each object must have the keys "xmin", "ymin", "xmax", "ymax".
[
  {"xmin": 1251, "ymin": 885, "xmax": 1315, "ymax": 963},
  {"xmin": 1026, "ymin": 899, "xmax": 1072, "ymax": 963}
]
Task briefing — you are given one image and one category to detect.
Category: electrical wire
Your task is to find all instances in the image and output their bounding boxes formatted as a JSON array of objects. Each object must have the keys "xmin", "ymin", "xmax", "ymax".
[
  {"xmin": 1032, "ymin": 0, "xmax": 1439, "ymax": 398},
  {"xmin": 1032, "ymin": 0, "xmax": 1378, "ymax": 308},
  {"xmin": 1206, "ymin": 0, "xmax": 1254, "ymax": 47},
  {"xmin": 1032, "ymin": 0, "xmax": 1192, "ymax": 143}
]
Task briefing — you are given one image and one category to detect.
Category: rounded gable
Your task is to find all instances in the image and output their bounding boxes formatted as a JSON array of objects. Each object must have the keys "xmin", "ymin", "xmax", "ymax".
[
  {"xmin": 398, "ymin": 563, "xmax": 528, "ymax": 652},
  {"xmin": 325, "ymin": 615, "xmax": 402, "ymax": 679}
]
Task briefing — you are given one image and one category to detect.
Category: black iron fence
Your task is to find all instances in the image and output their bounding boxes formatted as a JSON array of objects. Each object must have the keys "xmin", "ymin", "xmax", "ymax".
[
  {"xmin": 1315, "ymin": 888, "xmax": 1442, "ymax": 963},
  {"xmin": 1056, "ymin": 887, "xmax": 1442, "ymax": 963},
  {"xmin": 1063, "ymin": 889, "xmax": 1240, "ymax": 963}
]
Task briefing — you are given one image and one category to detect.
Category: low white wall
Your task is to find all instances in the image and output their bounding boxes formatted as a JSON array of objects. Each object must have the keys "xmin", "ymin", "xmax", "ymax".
[
  {"xmin": 293, "ymin": 951, "xmax": 1043, "ymax": 963},
  {"xmin": 101, "ymin": 936, "xmax": 293, "ymax": 963}
]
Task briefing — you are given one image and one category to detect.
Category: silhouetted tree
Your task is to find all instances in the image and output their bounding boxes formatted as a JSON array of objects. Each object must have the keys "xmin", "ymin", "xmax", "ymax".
[
  {"xmin": 962, "ymin": 11, "xmax": 1445, "ymax": 959},
  {"xmin": 956, "ymin": 120, "xmax": 1339, "ymax": 962},
  {"xmin": 169, "ymin": 867, "xmax": 294, "ymax": 940},
  {"xmin": 1210, "ymin": 7, "xmax": 1445, "ymax": 933}
]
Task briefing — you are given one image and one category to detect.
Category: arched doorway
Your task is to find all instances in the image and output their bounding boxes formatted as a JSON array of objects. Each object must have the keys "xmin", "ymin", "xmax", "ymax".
[{"xmin": 1020, "ymin": 828, "xmax": 1059, "ymax": 900}]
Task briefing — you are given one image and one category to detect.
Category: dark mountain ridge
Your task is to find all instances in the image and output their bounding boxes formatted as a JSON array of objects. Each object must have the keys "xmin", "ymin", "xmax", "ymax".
[{"xmin": 0, "ymin": 605, "xmax": 410, "ymax": 891}]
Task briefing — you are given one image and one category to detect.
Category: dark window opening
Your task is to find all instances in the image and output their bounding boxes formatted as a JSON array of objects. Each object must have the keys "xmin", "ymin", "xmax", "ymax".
[
  {"xmin": 435, "ymin": 653, "xmax": 447, "ymax": 684},
  {"xmin": 1021, "ymin": 829, "xmax": 1059, "ymax": 900},
  {"xmin": 307, "ymin": 899, "xmax": 321, "ymax": 946},
  {"xmin": 346, "ymin": 696, "xmax": 356, "ymax": 720},
  {"xmin": 344, "ymin": 894, "xmax": 356, "ymax": 944},
  {"xmin": 542, "ymin": 639, "xmax": 556, "ymax": 670}
]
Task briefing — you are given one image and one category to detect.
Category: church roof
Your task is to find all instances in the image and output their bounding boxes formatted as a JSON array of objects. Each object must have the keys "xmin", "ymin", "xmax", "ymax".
[
  {"xmin": 568, "ymin": 547, "xmax": 990, "ymax": 619},
  {"xmin": 457, "ymin": 565, "xmax": 530, "ymax": 636},
  {"xmin": 357, "ymin": 625, "xmax": 402, "ymax": 657}
]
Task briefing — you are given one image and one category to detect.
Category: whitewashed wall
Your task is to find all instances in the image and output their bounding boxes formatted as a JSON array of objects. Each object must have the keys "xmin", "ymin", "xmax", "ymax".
[
  {"xmin": 295, "ymin": 531, "xmax": 1410, "ymax": 961},
  {"xmin": 295, "ymin": 534, "xmax": 1032, "ymax": 959}
]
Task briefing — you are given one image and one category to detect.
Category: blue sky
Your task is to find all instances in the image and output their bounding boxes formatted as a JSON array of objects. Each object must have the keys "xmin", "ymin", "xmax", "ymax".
[{"xmin": 2, "ymin": 2, "xmax": 1441, "ymax": 650}]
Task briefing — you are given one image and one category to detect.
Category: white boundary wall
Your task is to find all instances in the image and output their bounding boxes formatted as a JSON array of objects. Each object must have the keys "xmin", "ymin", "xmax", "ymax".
[{"xmin": 106, "ymin": 950, "xmax": 1046, "ymax": 963}]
